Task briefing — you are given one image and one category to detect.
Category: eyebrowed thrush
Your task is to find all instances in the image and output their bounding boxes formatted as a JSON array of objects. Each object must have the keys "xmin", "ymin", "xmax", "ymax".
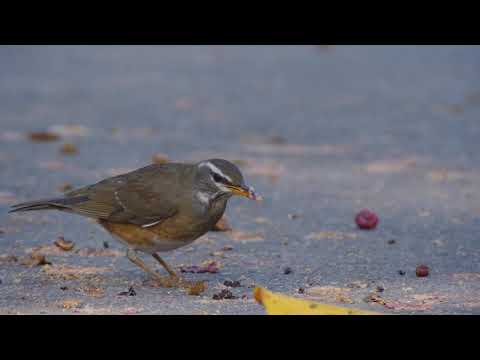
[{"xmin": 9, "ymin": 159, "xmax": 262, "ymax": 289}]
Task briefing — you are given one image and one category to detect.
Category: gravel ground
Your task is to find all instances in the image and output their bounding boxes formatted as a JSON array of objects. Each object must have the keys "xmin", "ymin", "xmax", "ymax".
[{"xmin": 1, "ymin": 45, "xmax": 480, "ymax": 314}]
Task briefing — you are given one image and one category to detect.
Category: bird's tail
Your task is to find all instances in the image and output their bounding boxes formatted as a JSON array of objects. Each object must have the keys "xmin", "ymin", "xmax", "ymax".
[{"xmin": 9, "ymin": 196, "xmax": 88, "ymax": 213}]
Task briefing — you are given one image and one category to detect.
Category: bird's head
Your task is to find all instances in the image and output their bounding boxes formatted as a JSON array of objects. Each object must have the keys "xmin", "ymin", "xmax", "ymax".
[{"xmin": 195, "ymin": 159, "xmax": 262, "ymax": 202}]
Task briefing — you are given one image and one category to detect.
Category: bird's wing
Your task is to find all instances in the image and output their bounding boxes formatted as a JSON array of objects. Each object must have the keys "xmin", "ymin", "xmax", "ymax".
[{"xmin": 64, "ymin": 164, "xmax": 182, "ymax": 226}]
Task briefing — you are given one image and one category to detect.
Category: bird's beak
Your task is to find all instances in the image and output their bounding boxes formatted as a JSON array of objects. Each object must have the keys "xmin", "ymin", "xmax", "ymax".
[{"xmin": 228, "ymin": 185, "xmax": 263, "ymax": 201}]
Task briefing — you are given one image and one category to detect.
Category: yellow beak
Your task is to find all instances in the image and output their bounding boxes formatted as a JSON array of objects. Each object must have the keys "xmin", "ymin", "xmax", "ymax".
[{"xmin": 227, "ymin": 185, "xmax": 263, "ymax": 201}]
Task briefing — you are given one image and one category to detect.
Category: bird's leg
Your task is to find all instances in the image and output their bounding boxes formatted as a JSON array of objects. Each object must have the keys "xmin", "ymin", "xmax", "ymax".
[
  {"xmin": 151, "ymin": 252, "xmax": 206, "ymax": 293},
  {"xmin": 151, "ymin": 253, "xmax": 178, "ymax": 277},
  {"xmin": 126, "ymin": 249, "xmax": 177, "ymax": 288}
]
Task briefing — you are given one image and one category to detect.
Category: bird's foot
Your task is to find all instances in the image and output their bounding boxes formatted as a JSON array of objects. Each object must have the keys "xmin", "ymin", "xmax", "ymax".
[{"xmin": 178, "ymin": 278, "xmax": 207, "ymax": 295}]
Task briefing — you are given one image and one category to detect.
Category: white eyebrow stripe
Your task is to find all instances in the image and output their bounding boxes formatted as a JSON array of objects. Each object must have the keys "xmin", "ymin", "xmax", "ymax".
[{"xmin": 199, "ymin": 161, "xmax": 232, "ymax": 183}]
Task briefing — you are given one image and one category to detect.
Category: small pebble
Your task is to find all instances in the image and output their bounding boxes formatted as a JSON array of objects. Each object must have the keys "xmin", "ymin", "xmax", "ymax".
[
  {"xmin": 103, "ymin": 241, "xmax": 109, "ymax": 249},
  {"xmin": 416, "ymin": 265, "xmax": 429, "ymax": 277},
  {"xmin": 118, "ymin": 286, "xmax": 136, "ymax": 296},
  {"xmin": 298, "ymin": 287, "xmax": 305, "ymax": 294},
  {"xmin": 60, "ymin": 286, "xmax": 68, "ymax": 291},
  {"xmin": 387, "ymin": 239, "xmax": 396, "ymax": 245},
  {"xmin": 398, "ymin": 270, "xmax": 406, "ymax": 276},
  {"xmin": 223, "ymin": 280, "xmax": 241, "ymax": 288},
  {"xmin": 213, "ymin": 289, "xmax": 236, "ymax": 300},
  {"xmin": 283, "ymin": 267, "xmax": 293, "ymax": 275}
]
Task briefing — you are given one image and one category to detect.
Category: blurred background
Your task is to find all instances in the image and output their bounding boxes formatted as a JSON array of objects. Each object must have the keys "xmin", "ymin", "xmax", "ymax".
[{"xmin": 1, "ymin": 45, "xmax": 480, "ymax": 314}]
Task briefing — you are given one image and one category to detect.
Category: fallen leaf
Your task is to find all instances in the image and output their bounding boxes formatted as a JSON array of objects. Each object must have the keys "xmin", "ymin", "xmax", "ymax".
[
  {"xmin": 54, "ymin": 236, "xmax": 75, "ymax": 251},
  {"xmin": 305, "ymin": 231, "xmax": 358, "ymax": 241},
  {"xmin": 228, "ymin": 230, "xmax": 264, "ymax": 242},
  {"xmin": 59, "ymin": 299, "xmax": 82, "ymax": 309},
  {"xmin": 28, "ymin": 131, "xmax": 60, "ymax": 142},
  {"xmin": 59, "ymin": 142, "xmax": 77, "ymax": 155},
  {"xmin": 186, "ymin": 281, "xmax": 207, "ymax": 296},
  {"xmin": 81, "ymin": 286, "xmax": 105, "ymax": 298},
  {"xmin": 254, "ymin": 287, "xmax": 379, "ymax": 315}
]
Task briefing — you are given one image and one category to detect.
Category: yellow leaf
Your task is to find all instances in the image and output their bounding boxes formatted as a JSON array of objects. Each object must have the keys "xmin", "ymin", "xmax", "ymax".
[{"xmin": 253, "ymin": 287, "xmax": 381, "ymax": 315}]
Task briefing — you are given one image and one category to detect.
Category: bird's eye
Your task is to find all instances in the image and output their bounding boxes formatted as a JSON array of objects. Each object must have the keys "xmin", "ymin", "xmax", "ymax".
[{"xmin": 212, "ymin": 173, "xmax": 224, "ymax": 183}]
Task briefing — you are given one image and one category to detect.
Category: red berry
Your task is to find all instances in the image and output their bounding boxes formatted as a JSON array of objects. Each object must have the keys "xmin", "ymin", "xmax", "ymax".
[
  {"xmin": 416, "ymin": 265, "xmax": 429, "ymax": 277},
  {"xmin": 355, "ymin": 209, "xmax": 379, "ymax": 230}
]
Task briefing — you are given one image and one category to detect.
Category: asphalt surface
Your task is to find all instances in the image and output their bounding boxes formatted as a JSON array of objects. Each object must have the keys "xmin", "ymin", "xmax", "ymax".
[{"xmin": 1, "ymin": 45, "xmax": 480, "ymax": 314}]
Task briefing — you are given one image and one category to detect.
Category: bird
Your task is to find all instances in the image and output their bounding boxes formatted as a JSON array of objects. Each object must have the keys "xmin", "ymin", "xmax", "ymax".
[{"xmin": 9, "ymin": 159, "xmax": 262, "ymax": 289}]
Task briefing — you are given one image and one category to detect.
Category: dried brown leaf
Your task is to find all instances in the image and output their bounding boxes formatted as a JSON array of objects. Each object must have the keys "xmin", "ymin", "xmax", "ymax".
[
  {"xmin": 59, "ymin": 299, "xmax": 82, "ymax": 309},
  {"xmin": 54, "ymin": 236, "xmax": 75, "ymax": 251},
  {"xmin": 28, "ymin": 131, "xmax": 60, "ymax": 142},
  {"xmin": 60, "ymin": 142, "xmax": 77, "ymax": 155}
]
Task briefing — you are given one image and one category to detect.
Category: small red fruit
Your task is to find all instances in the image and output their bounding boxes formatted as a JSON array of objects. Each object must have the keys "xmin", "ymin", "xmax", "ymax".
[
  {"xmin": 416, "ymin": 264, "xmax": 429, "ymax": 277},
  {"xmin": 355, "ymin": 209, "xmax": 379, "ymax": 230}
]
